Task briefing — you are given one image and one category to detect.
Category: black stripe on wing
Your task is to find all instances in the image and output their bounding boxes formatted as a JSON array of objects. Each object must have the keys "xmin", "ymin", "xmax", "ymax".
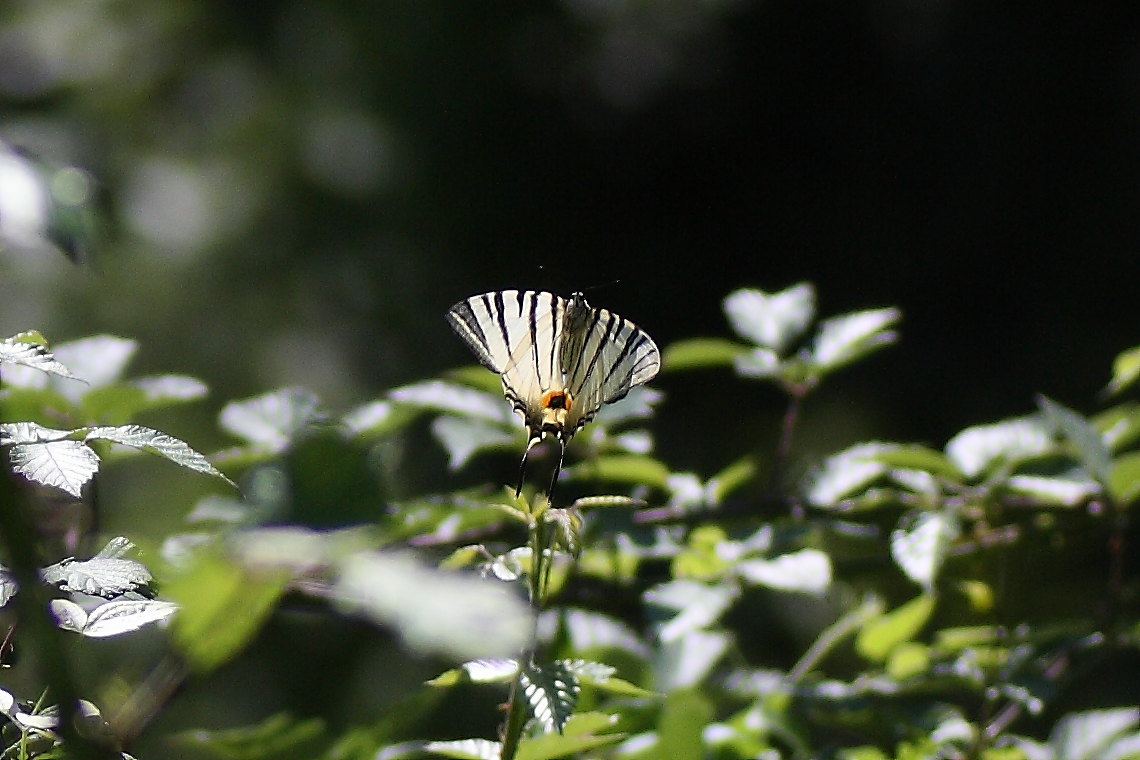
[{"xmin": 446, "ymin": 297, "xmax": 501, "ymax": 372}]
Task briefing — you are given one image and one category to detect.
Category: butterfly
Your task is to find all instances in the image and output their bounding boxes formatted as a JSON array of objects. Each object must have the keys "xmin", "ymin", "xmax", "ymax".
[{"xmin": 446, "ymin": 290, "xmax": 661, "ymax": 497}]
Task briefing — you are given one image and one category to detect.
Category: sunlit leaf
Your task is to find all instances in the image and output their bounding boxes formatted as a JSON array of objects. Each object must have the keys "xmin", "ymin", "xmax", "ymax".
[
  {"xmin": 423, "ymin": 738, "xmax": 502, "ymax": 760},
  {"xmin": 1050, "ymin": 707, "xmax": 1140, "ymax": 760},
  {"xmin": 427, "ymin": 658, "xmax": 519, "ymax": 687},
  {"xmin": 41, "ymin": 554, "xmax": 152, "ymax": 597},
  {"xmin": 806, "ymin": 442, "xmax": 898, "ymax": 507},
  {"xmin": 733, "ymin": 347, "xmax": 782, "ymax": 379},
  {"xmin": 662, "ymin": 338, "xmax": 749, "ymax": 371},
  {"xmin": 856, "ymin": 593, "xmax": 936, "ymax": 662},
  {"xmin": 724, "ymin": 284, "xmax": 816, "ymax": 353},
  {"xmin": 53, "ymin": 335, "xmax": 138, "ymax": 396},
  {"xmin": 645, "ymin": 580, "xmax": 739, "ymax": 642},
  {"xmin": 1105, "ymin": 345, "xmax": 1140, "ymax": 397},
  {"xmin": 0, "ymin": 333, "xmax": 79, "ymax": 381},
  {"xmin": 514, "ymin": 712, "xmax": 623, "ymax": 760},
  {"xmin": 390, "ymin": 379, "xmax": 513, "ymax": 424},
  {"xmin": 945, "ymin": 417, "xmax": 1053, "ymax": 479},
  {"xmin": 735, "ymin": 548, "xmax": 832, "ymax": 595},
  {"xmin": 810, "ymin": 307, "xmax": 900, "ymax": 372},
  {"xmin": 76, "ymin": 599, "xmax": 179, "ymax": 638},
  {"xmin": 334, "ymin": 551, "xmax": 532, "ymax": 660},
  {"xmin": 432, "ymin": 415, "xmax": 519, "ymax": 470},
  {"xmin": 654, "ymin": 629, "xmax": 731, "ymax": 690},
  {"xmin": 890, "ymin": 511, "xmax": 959, "ymax": 590},
  {"xmin": 1, "ymin": 422, "xmax": 99, "ymax": 497},
  {"xmin": 219, "ymin": 387, "xmax": 324, "ymax": 450},
  {"xmin": 85, "ymin": 424, "xmax": 235, "ymax": 485},
  {"xmin": 1006, "ymin": 474, "xmax": 1100, "ymax": 507}
]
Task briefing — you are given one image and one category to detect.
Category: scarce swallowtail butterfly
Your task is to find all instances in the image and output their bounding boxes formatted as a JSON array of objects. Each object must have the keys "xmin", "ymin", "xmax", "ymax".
[{"xmin": 447, "ymin": 290, "xmax": 661, "ymax": 497}]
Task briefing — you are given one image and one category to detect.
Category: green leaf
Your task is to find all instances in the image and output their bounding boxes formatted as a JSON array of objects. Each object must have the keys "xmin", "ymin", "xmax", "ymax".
[
  {"xmin": 856, "ymin": 593, "xmax": 936, "ymax": 662},
  {"xmin": 424, "ymin": 739, "xmax": 502, "ymax": 760},
  {"xmin": 1096, "ymin": 403, "xmax": 1140, "ymax": 453},
  {"xmin": 1106, "ymin": 345, "xmax": 1140, "ymax": 397},
  {"xmin": 427, "ymin": 659, "xmax": 519, "ymax": 687},
  {"xmin": 85, "ymin": 424, "xmax": 235, "ymax": 486},
  {"xmin": 809, "ymin": 307, "xmax": 900, "ymax": 372},
  {"xmin": 81, "ymin": 375, "xmax": 207, "ymax": 423},
  {"xmin": 1038, "ymin": 395, "xmax": 1113, "ymax": 486},
  {"xmin": 1110, "ymin": 451, "xmax": 1140, "ymax": 506},
  {"xmin": 177, "ymin": 712, "xmax": 326, "ymax": 760},
  {"xmin": 661, "ymin": 338, "xmax": 749, "ymax": 371},
  {"xmin": 166, "ymin": 552, "xmax": 289, "ymax": 673},
  {"xmin": 657, "ymin": 689, "xmax": 714, "ymax": 760},
  {"xmin": 1005, "ymin": 474, "xmax": 1100, "ymax": 507},
  {"xmin": 514, "ymin": 713, "xmax": 622, "ymax": 760},
  {"xmin": 1, "ymin": 421, "xmax": 99, "ymax": 497},
  {"xmin": 389, "ymin": 379, "xmax": 513, "ymax": 425},
  {"xmin": 872, "ymin": 445, "xmax": 964, "ymax": 479},
  {"xmin": 724, "ymin": 283, "xmax": 816, "ymax": 353},
  {"xmin": 569, "ymin": 454, "xmax": 670, "ymax": 489},
  {"xmin": 806, "ymin": 442, "xmax": 898, "ymax": 507},
  {"xmin": 561, "ymin": 660, "xmax": 656, "ymax": 697}
]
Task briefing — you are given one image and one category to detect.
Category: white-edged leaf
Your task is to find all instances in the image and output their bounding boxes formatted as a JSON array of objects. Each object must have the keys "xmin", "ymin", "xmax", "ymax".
[
  {"xmin": 1050, "ymin": 707, "xmax": 1140, "ymax": 760},
  {"xmin": 432, "ymin": 415, "xmax": 519, "ymax": 470},
  {"xmin": 806, "ymin": 442, "xmax": 898, "ymax": 507},
  {"xmin": 890, "ymin": 510, "xmax": 959, "ymax": 590},
  {"xmin": 811, "ymin": 308, "xmax": 900, "ymax": 371},
  {"xmin": 422, "ymin": 739, "xmax": 502, "ymax": 760},
  {"xmin": 654, "ymin": 629, "xmax": 731, "ymax": 690},
  {"xmin": 521, "ymin": 660, "xmax": 580, "ymax": 735},
  {"xmin": 0, "ymin": 334, "xmax": 79, "ymax": 380},
  {"xmin": 723, "ymin": 284, "xmax": 816, "ymax": 353},
  {"xmin": 390, "ymin": 380, "xmax": 513, "ymax": 425},
  {"xmin": 80, "ymin": 599, "xmax": 179, "ymax": 638},
  {"xmin": 85, "ymin": 424, "xmax": 234, "ymax": 485},
  {"xmin": 6, "ymin": 438, "xmax": 99, "ymax": 497},
  {"xmin": 735, "ymin": 548, "xmax": 832, "ymax": 595},
  {"xmin": 343, "ymin": 399, "xmax": 396, "ymax": 434},
  {"xmin": 219, "ymin": 387, "xmax": 323, "ymax": 449},
  {"xmin": 945, "ymin": 417, "xmax": 1053, "ymax": 479},
  {"xmin": 41, "ymin": 556, "xmax": 152, "ymax": 596}
]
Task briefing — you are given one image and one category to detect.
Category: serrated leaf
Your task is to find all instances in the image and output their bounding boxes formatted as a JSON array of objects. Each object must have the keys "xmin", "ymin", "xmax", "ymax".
[
  {"xmin": 1038, "ymin": 395, "xmax": 1113, "ymax": 486},
  {"xmin": 890, "ymin": 511, "xmax": 959, "ymax": 590},
  {"xmin": 0, "ymin": 334, "xmax": 79, "ymax": 380},
  {"xmin": 1106, "ymin": 345, "xmax": 1140, "ymax": 397},
  {"xmin": 219, "ymin": 387, "xmax": 323, "ymax": 450},
  {"xmin": 662, "ymin": 338, "xmax": 749, "ymax": 371},
  {"xmin": 41, "ymin": 556, "xmax": 152, "ymax": 597},
  {"xmin": 521, "ymin": 661, "xmax": 580, "ymax": 735},
  {"xmin": 945, "ymin": 417, "xmax": 1053, "ymax": 479},
  {"xmin": 735, "ymin": 549, "xmax": 832, "ymax": 595},
  {"xmin": 1050, "ymin": 707, "xmax": 1140, "ymax": 760},
  {"xmin": 810, "ymin": 307, "xmax": 900, "ymax": 371},
  {"xmin": 856, "ymin": 593, "xmax": 936, "ymax": 662},
  {"xmin": 80, "ymin": 599, "xmax": 179, "ymax": 637},
  {"xmin": 85, "ymin": 424, "xmax": 234, "ymax": 486},
  {"xmin": 5, "ymin": 436, "xmax": 99, "ymax": 497},
  {"xmin": 724, "ymin": 284, "xmax": 816, "ymax": 353}
]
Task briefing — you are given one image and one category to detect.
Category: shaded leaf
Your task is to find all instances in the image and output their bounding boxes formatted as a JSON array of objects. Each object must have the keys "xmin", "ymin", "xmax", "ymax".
[
  {"xmin": 569, "ymin": 454, "xmax": 670, "ymax": 489},
  {"xmin": 1109, "ymin": 452, "xmax": 1140, "ymax": 506},
  {"xmin": 514, "ymin": 712, "xmax": 622, "ymax": 760},
  {"xmin": 658, "ymin": 688, "xmax": 714, "ymax": 760},
  {"xmin": 1038, "ymin": 395, "xmax": 1113, "ymax": 486},
  {"xmin": 662, "ymin": 338, "xmax": 749, "ymax": 371},
  {"xmin": 177, "ymin": 712, "xmax": 326, "ymax": 760},
  {"xmin": 856, "ymin": 593, "xmax": 936, "ymax": 662}
]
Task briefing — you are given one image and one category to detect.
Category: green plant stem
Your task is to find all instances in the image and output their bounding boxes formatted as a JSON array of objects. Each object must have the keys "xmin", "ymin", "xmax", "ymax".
[
  {"xmin": 0, "ymin": 469, "xmax": 113, "ymax": 759},
  {"xmin": 770, "ymin": 386, "xmax": 806, "ymax": 514},
  {"xmin": 788, "ymin": 595, "xmax": 883, "ymax": 682}
]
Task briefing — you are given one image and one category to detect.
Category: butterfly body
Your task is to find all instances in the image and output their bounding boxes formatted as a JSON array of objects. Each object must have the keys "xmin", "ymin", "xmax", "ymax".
[{"xmin": 447, "ymin": 289, "xmax": 660, "ymax": 495}]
